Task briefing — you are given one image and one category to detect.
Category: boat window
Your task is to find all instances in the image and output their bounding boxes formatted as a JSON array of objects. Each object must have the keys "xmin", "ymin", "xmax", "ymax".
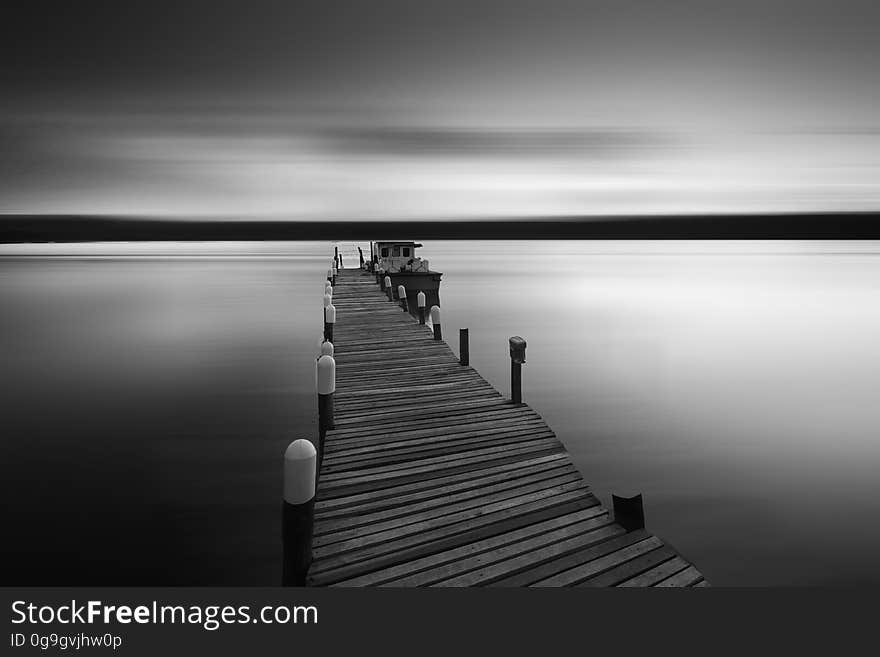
[
  {"xmin": 402, "ymin": 247, "xmax": 410, "ymax": 257},
  {"xmin": 381, "ymin": 247, "xmax": 389, "ymax": 257},
  {"xmin": 392, "ymin": 246, "xmax": 401, "ymax": 256}
]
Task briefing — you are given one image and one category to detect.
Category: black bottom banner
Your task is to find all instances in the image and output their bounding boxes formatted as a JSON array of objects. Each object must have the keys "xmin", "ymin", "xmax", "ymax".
[{"xmin": 0, "ymin": 587, "xmax": 873, "ymax": 655}]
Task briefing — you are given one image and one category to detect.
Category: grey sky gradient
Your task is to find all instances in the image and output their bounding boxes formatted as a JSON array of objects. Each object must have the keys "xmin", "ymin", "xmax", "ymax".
[{"xmin": 2, "ymin": 0, "xmax": 879, "ymax": 217}]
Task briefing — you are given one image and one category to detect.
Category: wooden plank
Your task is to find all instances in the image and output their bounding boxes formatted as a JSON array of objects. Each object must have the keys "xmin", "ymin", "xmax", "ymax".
[
  {"xmin": 316, "ymin": 466, "xmax": 578, "ymax": 532},
  {"xmin": 577, "ymin": 546, "xmax": 677, "ymax": 587},
  {"xmin": 322, "ymin": 429, "xmax": 557, "ymax": 470},
  {"xmin": 488, "ymin": 529, "xmax": 651, "ymax": 587},
  {"xmin": 617, "ymin": 555, "xmax": 690, "ymax": 587},
  {"xmin": 312, "ymin": 481, "xmax": 593, "ymax": 556},
  {"xmin": 316, "ymin": 446, "xmax": 564, "ymax": 499},
  {"xmin": 308, "ymin": 492, "xmax": 599, "ymax": 582},
  {"xmin": 530, "ymin": 536, "xmax": 664, "ymax": 587},
  {"xmin": 314, "ymin": 471, "xmax": 584, "ymax": 538},
  {"xmin": 324, "ymin": 420, "xmax": 549, "ymax": 454},
  {"xmin": 333, "ymin": 506, "xmax": 609, "ymax": 587},
  {"xmin": 655, "ymin": 565, "xmax": 704, "ymax": 587},
  {"xmin": 318, "ymin": 438, "xmax": 563, "ymax": 484},
  {"xmin": 390, "ymin": 515, "xmax": 616, "ymax": 587},
  {"xmin": 314, "ymin": 452, "xmax": 571, "ymax": 513}
]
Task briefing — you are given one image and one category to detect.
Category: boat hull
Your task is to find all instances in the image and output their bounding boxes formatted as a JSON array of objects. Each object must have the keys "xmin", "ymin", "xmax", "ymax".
[{"xmin": 363, "ymin": 270, "xmax": 442, "ymax": 315}]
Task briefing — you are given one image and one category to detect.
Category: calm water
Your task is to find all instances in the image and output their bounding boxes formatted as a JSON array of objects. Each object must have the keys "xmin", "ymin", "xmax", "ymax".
[{"xmin": 2, "ymin": 240, "xmax": 880, "ymax": 586}]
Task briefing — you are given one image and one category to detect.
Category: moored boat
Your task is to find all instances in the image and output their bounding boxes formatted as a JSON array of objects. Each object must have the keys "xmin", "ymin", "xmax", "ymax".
[{"xmin": 363, "ymin": 240, "xmax": 443, "ymax": 312}]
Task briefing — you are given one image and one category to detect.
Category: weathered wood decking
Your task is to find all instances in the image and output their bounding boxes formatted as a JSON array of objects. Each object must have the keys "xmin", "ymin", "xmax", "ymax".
[{"xmin": 307, "ymin": 268, "xmax": 707, "ymax": 587}]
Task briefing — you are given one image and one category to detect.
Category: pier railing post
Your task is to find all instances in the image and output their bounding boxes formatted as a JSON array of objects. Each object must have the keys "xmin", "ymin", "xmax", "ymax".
[
  {"xmin": 331, "ymin": 265, "xmax": 337, "ymax": 286},
  {"xmin": 324, "ymin": 304, "xmax": 336, "ymax": 343},
  {"xmin": 316, "ymin": 354, "xmax": 336, "ymax": 462},
  {"xmin": 417, "ymin": 291, "xmax": 426, "ymax": 324},
  {"xmin": 509, "ymin": 336, "xmax": 526, "ymax": 404},
  {"xmin": 385, "ymin": 276, "xmax": 393, "ymax": 301},
  {"xmin": 612, "ymin": 494, "xmax": 646, "ymax": 531},
  {"xmin": 431, "ymin": 306, "xmax": 442, "ymax": 340},
  {"xmin": 398, "ymin": 285, "xmax": 408, "ymax": 311},
  {"xmin": 460, "ymin": 328, "xmax": 469, "ymax": 366},
  {"xmin": 326, "ymin": 268, "xmax": 333, "ymax": 285},
  {"xmin": 282, "ymin": 439, "xmax": 316, "ymax": 586}
]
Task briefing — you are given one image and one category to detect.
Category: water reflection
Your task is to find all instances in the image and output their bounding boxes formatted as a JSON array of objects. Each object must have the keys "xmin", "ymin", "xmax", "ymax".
[{"xmin": 2, "ymin": 240, "xmax": 880, "ymax": 585}]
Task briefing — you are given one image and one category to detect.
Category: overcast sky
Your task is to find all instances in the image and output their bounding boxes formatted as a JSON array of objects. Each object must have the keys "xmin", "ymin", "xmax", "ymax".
[{"xmin": 2, "ymin": 0, "xmax": 879, "ymax": 218}]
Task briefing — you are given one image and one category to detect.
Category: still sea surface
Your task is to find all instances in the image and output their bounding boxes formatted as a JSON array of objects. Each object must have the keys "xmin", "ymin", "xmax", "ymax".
[{"xmin": 2, "ymin": 240, "xmax": 880, "ymax": 586}]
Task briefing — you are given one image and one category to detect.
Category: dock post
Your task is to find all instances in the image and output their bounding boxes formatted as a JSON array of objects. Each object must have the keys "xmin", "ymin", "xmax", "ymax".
[
  {"xmin": 612, "ymin": 494, "xmax": 646, "ymax": 531},
  {"xmin": 509, "ymin": 336, "xmax": 526, "ymax": 404},
  {"xmin": 316, "ymin": 354, "xmax": 336, "ymax": 461},
  {"xmin": 398, "ymin": 285, "xmax": 408, "ymax": 311},
  {"xmin": 282, "ymin": 439, "xmax": 316, "ymax": 586},
  {"xmin": 385, "ymin": 276, "xmax": 393, "ymax": 301},
  {"xmin": 326, "ymin": 268, "xmax": 333, "ymax": 285},
  {"xmin": 320, "ymin": 341, "xmax": 334, "ymax": 358},
  {"xmin": 323, "ymin": 293, "xmax": 331, "ymax": 326},
  {"xmin": 332, "ymin": 265, "xmax": 337, "ymax": 286},
  {"xmin": 324, "ymin": 304, "xmax": 336, "ymax": 343},
  {"xmin": 460, "ymin": 328, "xmax": 469, "ymax": 366},
  {"xmin": 431, "ymin": 306, "xmax": 442, "ymax": 340},
  {"xmin": 417, "ymin": 291, "xmax": 426, "ymax": 324}
]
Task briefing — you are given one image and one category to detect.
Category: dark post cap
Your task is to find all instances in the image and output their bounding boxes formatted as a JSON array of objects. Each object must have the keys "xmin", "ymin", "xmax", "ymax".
[{"xmin": 509, "ymin": 336, "xmax": 527, "ymax": 363}]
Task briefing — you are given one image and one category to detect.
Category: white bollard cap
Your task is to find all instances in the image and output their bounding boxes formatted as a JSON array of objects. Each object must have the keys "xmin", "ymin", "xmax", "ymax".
[
  {"xmin": 430, "ymin": 305, "xmax": 441, "ymax": 323},
  {"xmin": 384, "ymin": 276, "xmax": 391, "ymax": 287},
  {"xmin": 327, "ymin": 268, "xmax": 333, "ymax": 278},
  {"xmin": 326, "ymin": 304, "xmax": 336, "ymax": 324},
  {"xmin": 417, "ymin": 291, "xmax": 426, "ymax": 307},
  {"xmin": 320, "ymin": 341, "xmax": 334, "ymax": 357},
  {"xmin": 284, "ymin": 439, "xmax": 316, "ymax": 505},
  {"xmin": 324, "ymin": 281, "xmax": 332, "ymax": 291},
  {"xmin": 323, "ymin": 293, "xmax": 331, "ymax": 307},
  {"xmin": 398, "ymin": 285, "xmax": 406, "ymax": 298},
  {"xmin": 316, "ymin": 354, "xmax": 336, "ymax": 394}
]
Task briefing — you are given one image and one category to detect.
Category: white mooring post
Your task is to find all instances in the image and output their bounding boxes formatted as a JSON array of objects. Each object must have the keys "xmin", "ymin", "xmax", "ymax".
[
  {"xmin": 326, "ymin": 268, "xmax": 333, "ymax": 285},
  {"xmin": 323, "ymin": 293, "xmax": 331, "ymax": 326},
  {"xmin": 282, "ymin": 439, "xmax": 316, "ymax": 586},
  {"xmin": 385, "ymin": 276, "xmax": 393, "ymax": 301},
  {"xmin": 430, "ymin": 305, "xmax": 442, "ymax": 340},
  {"xmin": 320, "ymin": 341, "xmax": 334, "ymax": 358},
  {"xmin": 398, "ymin": 285, "xmax": 408, "ymax": 311},
  {"xmin": 316, "ymin": 354, "xmax": 336, "ymax": 454},
  {"xmin": 324, "ymin": 303, "xmax": 336, "ymax": 343},
  {"xmin": 417, "ymin": 291, "xmax": 427, "ymax": 324}
]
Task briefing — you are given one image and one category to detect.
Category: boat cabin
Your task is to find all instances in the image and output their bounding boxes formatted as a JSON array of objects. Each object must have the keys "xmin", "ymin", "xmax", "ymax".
[{"xmin": 372, "ymin": 241, "xmax": 431, "ymax": 273}]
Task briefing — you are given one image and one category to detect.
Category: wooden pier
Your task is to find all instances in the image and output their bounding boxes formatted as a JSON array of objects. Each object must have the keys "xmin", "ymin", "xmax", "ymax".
[{"xmin": 306, "ymin": 267, "xmax": 707, "ymax": 587}]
